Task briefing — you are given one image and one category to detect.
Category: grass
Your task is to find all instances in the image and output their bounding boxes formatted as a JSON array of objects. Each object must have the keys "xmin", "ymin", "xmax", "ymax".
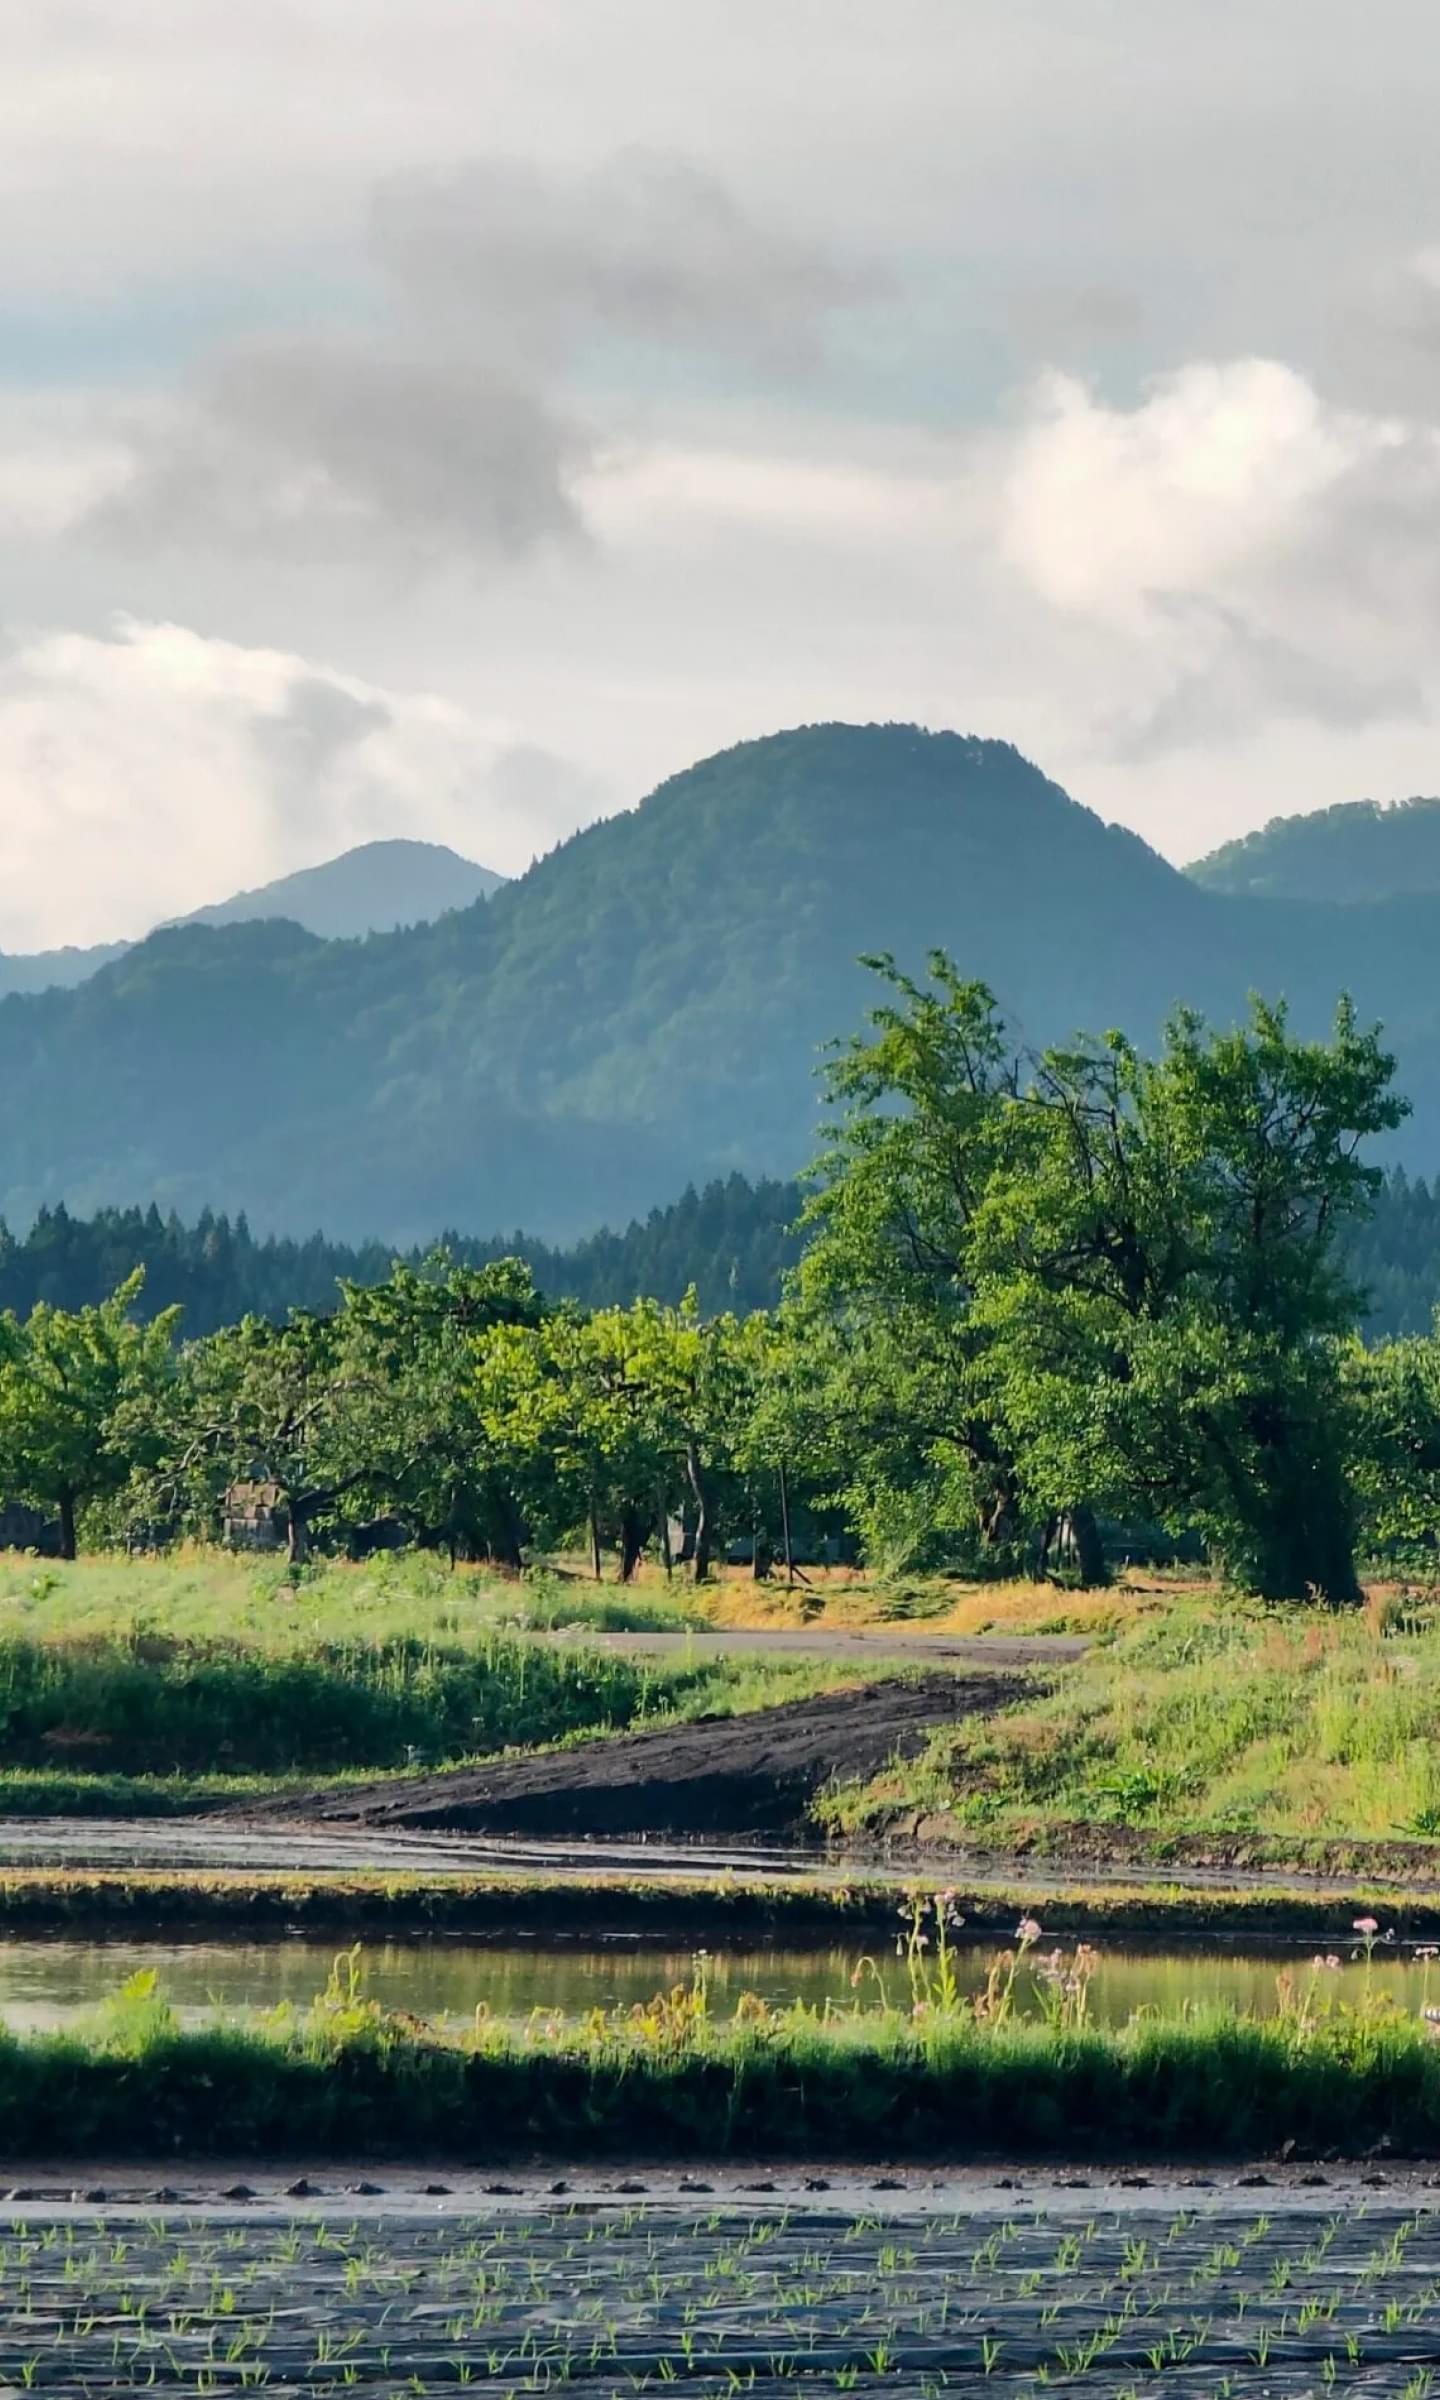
[
  {"xmin": 5, "ymin": 1941, "xmax": 1440, "ymax": 2160},
  {"xmin": 0, "ymin": 1634, "xmax": 869, "ymax": 1790},
  {"xmin": 0, "ymin": 1547, "xmax": 702, "ymax": 1649},
  {"xmin": 2, "ymin": 1865, "xmax": 1438, "ymax": 1945},
  {"xmin": 819, "ymin": 1586, "xmax": 1440, "ymax": 1854}
]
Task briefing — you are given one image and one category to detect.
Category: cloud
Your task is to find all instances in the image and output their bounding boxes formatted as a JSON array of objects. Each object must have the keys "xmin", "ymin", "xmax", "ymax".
[
  {"xmin": 0, "ymin": 617, "xmax": 606, "ymax": 950},
  {"xmin": 84, "ymin": 149, "xmax": 876, "ymax": 573},
  {"xmin": 996, "ymin": 358, "xmax": 1440, "ymax": 752},
  {"xmin": 369, "ymin": 150, "xmax": 878, "ymax": 370},
  {"xmin": 90, "ymin": 338, "xmax": 589, "ymax": 568}
]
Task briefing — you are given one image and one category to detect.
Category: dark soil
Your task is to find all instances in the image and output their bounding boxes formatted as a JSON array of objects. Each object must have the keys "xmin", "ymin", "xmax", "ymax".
[{"xmin": 245, "ymin": 1673, "xmax": 1020, "ymax": 1840}]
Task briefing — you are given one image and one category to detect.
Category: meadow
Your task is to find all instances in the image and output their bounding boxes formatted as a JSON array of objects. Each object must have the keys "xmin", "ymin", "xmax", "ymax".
[
  {"xmin": 819, "ymin": 1585, "xmax": 1440, "ymax": 1860},
  {"xmin": 0, "ymin": 1550, "xmax": 883, "ymax": 1812}
]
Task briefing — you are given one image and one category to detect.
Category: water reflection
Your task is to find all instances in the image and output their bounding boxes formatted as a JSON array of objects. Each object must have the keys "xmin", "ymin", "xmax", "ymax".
[{"xmin": 0, "ymin": 1935, "xmax": 1434, "ymax": 2032}]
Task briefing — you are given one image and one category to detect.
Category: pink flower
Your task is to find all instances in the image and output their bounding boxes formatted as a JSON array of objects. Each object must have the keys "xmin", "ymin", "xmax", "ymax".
[
  {"xmin": 1354, "ymin": 1917, "xmax": 1379, "ymax": 1936},
  {"xmin": 1016, "ymin": 1917, "xmax": 1043, "ymax": 1942}
]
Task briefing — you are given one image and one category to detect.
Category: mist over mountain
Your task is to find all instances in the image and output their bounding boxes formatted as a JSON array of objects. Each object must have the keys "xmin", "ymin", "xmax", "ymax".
[
  {"xmin": 2, "ymin": 722, "xmax": 1439, "ymax": 1245},
  {"xmin": 0, "ymin": 840, "xmax": 502, "ymax": 1000},
  {"xmin": 1189, "ymin": 797, "xmax": 1440, "ymax": 904}
]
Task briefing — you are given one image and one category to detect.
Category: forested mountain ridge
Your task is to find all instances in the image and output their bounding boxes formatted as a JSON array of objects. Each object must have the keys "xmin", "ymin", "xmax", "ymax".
[
  {"xmin": 4, "ymin": 722, "xmax": 1440, "ymax": 1242},
  {"xmin": 1188, "ymin": 796, "xmax": 1440, "ymax": 903},
  {"xmin": 0, "ymin": 838, "xmax": 502, "ymax": 1000},
  {"xmin": 0, "ymin": 1177, "xmax": 801, "ymax": 1333}
]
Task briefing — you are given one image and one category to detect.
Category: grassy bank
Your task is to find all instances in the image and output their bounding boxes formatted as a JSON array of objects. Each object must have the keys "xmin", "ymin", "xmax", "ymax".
[
  {"xmin": 0, "ymin": 1629, "xmax": 862, "ymax": 1788},
  {"xmin": 5, "ymin": 1865, "xmax": 1440, "ymax": 1945},
  {"xmin": 822, "ymin": 1590, "xmax": 1440, "ymax": 1852},
  {"xmin": 8, "ymin": 1956, "xmax": 1440, "ymax": 2161}
]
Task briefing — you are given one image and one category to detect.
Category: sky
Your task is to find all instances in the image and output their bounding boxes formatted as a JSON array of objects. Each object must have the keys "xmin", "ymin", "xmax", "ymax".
[{"xmin": 7, "ymin": 0, "xmax": 1440, "ymax": 948}]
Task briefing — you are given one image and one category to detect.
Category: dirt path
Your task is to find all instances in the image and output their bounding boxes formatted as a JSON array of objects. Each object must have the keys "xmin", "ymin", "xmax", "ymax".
[
  {"xmin": 247, "ymin": 1672, "xmax": 1021, "ymax": 1839},
  {"xmin": 547, "ymin": 1627, "xmax": 1089, "ymax": 1665}
]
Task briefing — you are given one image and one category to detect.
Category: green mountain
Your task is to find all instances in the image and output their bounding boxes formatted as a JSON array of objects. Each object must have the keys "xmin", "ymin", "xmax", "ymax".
[
  {"xmin": 1188, "ymin": 796, "xmax": 1440, "ymax": 903},
  {"xmin": 3, "ymin": 722, "xmax": 1440, "ymax": 1243},
  {"xmin": 0, "ymin": 839, "xmax": 503, "ymax": 1000}
]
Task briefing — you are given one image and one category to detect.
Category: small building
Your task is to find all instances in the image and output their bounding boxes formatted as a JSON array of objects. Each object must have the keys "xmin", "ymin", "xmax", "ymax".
[{"xmin": 222, "ymin": 1481, "xmax": 287, "ymax": 1552}]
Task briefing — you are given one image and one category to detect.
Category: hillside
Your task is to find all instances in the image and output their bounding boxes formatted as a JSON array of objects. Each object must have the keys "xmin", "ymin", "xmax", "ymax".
[
  {"xmin": 1189, "ymin": 796, "xmax": 1440, "ymax": 903},
  {"xmin": 0, "ymin": 839, "xmax": 502, "ymax": 1000},
  {"xmin": 2, "ymin": 722, "xmax": 1440, "ymax": 1242}
]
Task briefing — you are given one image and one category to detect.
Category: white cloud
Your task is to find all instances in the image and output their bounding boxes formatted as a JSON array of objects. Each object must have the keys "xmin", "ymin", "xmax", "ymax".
[
  {"xmin": 0, "ymin": 617, "xmax": 605, "ymax": 950},
  {"xmin": 996, "ymin": 358, "xmax": 1440, "ymax": 754}
]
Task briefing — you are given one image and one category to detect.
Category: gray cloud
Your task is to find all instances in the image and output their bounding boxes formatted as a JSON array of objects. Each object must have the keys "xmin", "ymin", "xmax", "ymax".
[
  {"xmin": 90, "ymin": 335, "xmax": 588, "ymax": 567},
  {"xmin": 370, "ymin": 150, "xmax": 879, "ymax": 370},
  {"xmin": 81, "ymin": 148, "xmax": 877, "ymax": 573},
  {"xmin": 1102, "ymin": 596, "xmax": 1425, "ymax": 762}
]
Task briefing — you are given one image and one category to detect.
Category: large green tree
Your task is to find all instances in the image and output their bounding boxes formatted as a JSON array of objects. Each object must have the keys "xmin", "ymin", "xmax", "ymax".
[
  {"xmin": 805, "ymin": 953, "xmax": 1406, "ymax": 1600},
  {"xmin": 0, "ymin": 1273, "xmax": 179, "ymax": 1556}
]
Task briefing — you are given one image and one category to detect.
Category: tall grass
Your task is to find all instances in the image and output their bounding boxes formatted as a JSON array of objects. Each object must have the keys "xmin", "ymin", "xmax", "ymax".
[
  {"xmin": 0, "ymin": 1633, "xmax": 846, "ymax": 1778},
  {"xmin": 5, "ymin": 1953, "xmax": 1440, "ymax": 2160},
  {"xmin": 820, "ymin": 1592, "xmax": 1440, "ymax": 1845}
]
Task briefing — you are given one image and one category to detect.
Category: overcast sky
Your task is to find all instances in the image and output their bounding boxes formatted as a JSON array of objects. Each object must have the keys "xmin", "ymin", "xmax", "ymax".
[{"xmin": 7, "ymin": 1, "xmax": 1440, "ymax": 947}]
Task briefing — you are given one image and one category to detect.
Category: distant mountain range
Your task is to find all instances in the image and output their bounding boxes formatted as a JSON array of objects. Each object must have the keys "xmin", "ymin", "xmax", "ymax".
[
  {"xmin": 1188, "ymin": 796, "xmax": 1440, "ymax": 903},
  {"xmin": 4, "ymin": 723, "xmax": 1440, "ymax": 1244},
  {"xmin": 0, "ymin": 840, "xmax": 503, "ymax": 998}
]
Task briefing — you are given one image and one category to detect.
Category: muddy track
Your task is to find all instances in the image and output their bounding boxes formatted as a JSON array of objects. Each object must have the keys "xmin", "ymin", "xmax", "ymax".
[{"xmin": 245, "ymin": 1672, "xmax": 1022, "ymax": 1840}]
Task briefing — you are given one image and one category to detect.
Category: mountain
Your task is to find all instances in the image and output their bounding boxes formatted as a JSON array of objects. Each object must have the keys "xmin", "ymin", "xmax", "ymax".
[
  {"xmin": 3, "ymin": 721, "xmax": 1440, "ymax": 1243},
  {"xmin": 1188, "ymin": 797, "xmax": 1440, "ymax": 903},
  {"xmin": 0, "ymin": 839, "xmax": 503, "ymax": 999},
  {"xmin": 174, "ymin": 839, "xmax": 504, "ymax": 938}
]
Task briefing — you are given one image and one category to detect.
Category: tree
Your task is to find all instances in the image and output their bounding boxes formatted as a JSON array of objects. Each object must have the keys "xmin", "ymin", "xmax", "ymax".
[
  {"xmin": 163, "ymin": 1310, "xmax": 385, "ymax": 1562},
  {"xmin": 794, "ymin": 954, "xmax": 1041, "ymax": 1575},
  {"xmin": 805, "ymin": 953, "xmax": 1406, "ymax": 1601},
  {"xmin": 338, "ymin": 1256, "xmax": 546, "ymax": 1564},
  {"xmin": 0, "ymin": 1273, "xmax": 179, "ymax": 1556}
]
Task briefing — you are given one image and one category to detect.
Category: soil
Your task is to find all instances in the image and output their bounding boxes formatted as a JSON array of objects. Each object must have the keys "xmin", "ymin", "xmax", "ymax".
[{"xmin": 245, "ymin": 1672, "xmax": 1022, "ymax": 1840}]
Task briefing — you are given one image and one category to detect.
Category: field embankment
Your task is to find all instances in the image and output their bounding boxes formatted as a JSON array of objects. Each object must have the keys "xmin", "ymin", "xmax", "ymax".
[{"xmin": 246, "ymin": 1672, "xmax": 1017, "ymax": 1839}]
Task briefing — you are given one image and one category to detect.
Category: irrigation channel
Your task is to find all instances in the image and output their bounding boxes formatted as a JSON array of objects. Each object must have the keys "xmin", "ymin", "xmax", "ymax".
[
  {"xmin": 3, "ymin": 2190, "xmax": 1440, "ymax": 2394},
  {"xmin": 7, "ymin": 1933, "xmax": 1440, "ymax": 2029}
]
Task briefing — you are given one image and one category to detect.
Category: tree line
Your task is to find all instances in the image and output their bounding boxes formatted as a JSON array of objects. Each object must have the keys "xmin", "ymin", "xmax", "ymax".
[{"xmin": 2, "ymin": 956, "xmax": 1440, "ymax": 1601}]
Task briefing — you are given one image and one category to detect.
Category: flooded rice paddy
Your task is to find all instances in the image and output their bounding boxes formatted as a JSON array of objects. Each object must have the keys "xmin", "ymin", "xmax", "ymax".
[
  {"xmin": 6, "ymin": 1932, "xmax": 1440, "ymax": 2031},
  {"xmin": 3, "ymin": 2195, "xmax": 1440, "ymax": 2394}
]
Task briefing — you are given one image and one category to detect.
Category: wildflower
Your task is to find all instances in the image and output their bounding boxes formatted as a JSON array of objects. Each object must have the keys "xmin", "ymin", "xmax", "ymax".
[
  {"xmin": 1016, "ymin": 1917, "xmax": 1043, "ymax": 1942},
  {"xmin": 1354, "ymin": 1917, "xmax": 1379, "ymax": 1936},
  {"xmin": 1417, "ymin": 1946, "xmax": 1439, "ymax": 1962},
  {"xmin": 1312, "ymin": 1953, "xmax": 1341, "ymax": 1971}
]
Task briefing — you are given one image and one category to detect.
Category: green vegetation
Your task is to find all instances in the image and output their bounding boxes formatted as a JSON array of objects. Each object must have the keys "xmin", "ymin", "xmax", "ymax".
[
  {"xmin": 3, "ymin": 950, "xmax": 1439, "ymax": 1606},
  {"xmin": 820, "ymin": 1592, "xmax": 1440, "ymax": 1850},
  {"xmin": 0, "ymin": 1174, "xmax": 798, "ymax": 1334},
  {"xmin": 0, "ymin": 1864, "xmax": 1433, "ymax": 1945},
  {"xmin": 11, "ymin": 721, "xmax": 1440, "ymax": 1245},
  {"xmin": 1189, "ymin": 792, "xmax": 1440, "ymax": 904},
  {"xmin": 3, "ymin": 1938, "xmax": 1440, "ymax": 2160}
]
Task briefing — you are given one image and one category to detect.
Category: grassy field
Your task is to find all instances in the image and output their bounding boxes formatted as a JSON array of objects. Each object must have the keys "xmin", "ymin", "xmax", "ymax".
[
  {"xmin": 0, "ymin": 1549, "xmax": 899, "ymax": 1805},
  {"xmin": 821, "ymin": 1586, "xmax": 1440, "ymax": 1852}
]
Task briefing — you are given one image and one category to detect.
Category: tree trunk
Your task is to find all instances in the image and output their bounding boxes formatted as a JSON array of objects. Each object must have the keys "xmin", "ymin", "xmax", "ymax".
[
  {"xmin": 57, "ymin": 1487, "xmax": 77, "ymax": 1562},
  {"xmin": 685, "ymin": 1442, "xmax": 712, "ymax": 1583},
  {"xmin": 1067, "ymin": 1505, "xmax": 1109, "ymax": 1589},
  {"xmin": 618, "ymin": 1504, "xmax": 647, "ymax": 1583},
  {"xmin": 658, "ymin": 1493, "xmax": 674, "ymax": 1578},
  {"xmin": 589, "ymin": 1502, "xmax": 603, "ymax": 1581},
  {"xmin": 488, "ymin": 1482, "xmax": 525, "ymax": 1573},
  {"xmin": 287, "ymin": 1503, "xmax": 310, "ymax": 1565},
  {"xmin": 779, "ymin": 1460, "xmax": 795, "ymax": 1586},
  {"xmin": 752, "ymin": 1527, "xmax": 773, "ymax": 1580}
]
